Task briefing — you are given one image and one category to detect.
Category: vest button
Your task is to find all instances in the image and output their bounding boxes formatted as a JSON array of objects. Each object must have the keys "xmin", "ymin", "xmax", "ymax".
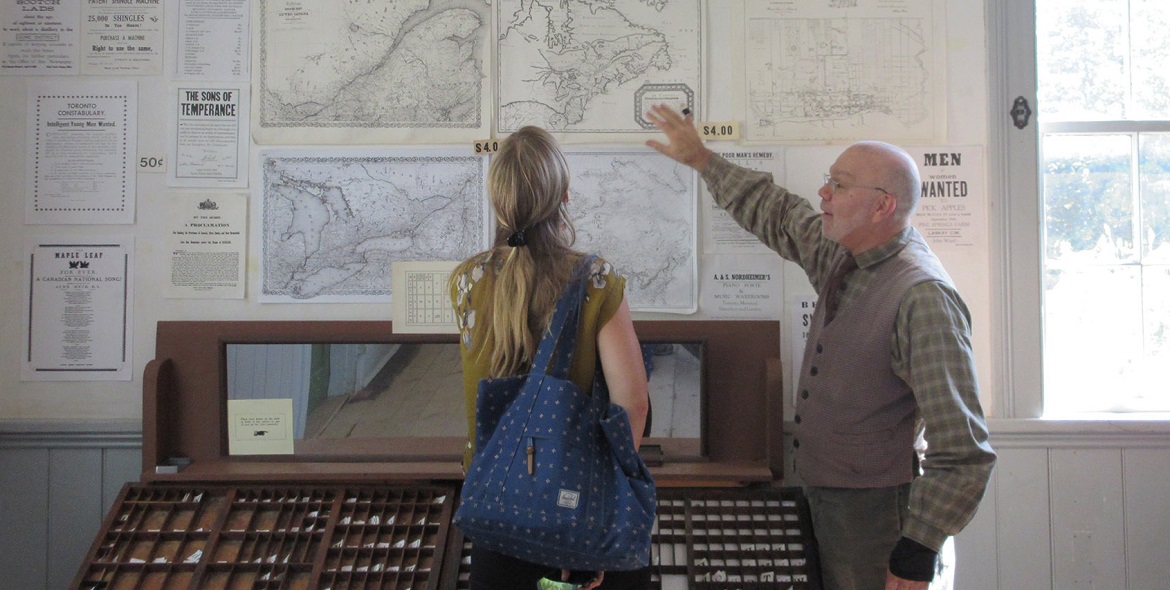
[
  {"xmin": 793, "ymin": 438, "xmax": 800, "ymax": 449},
  {"xmin": 794, "ymin": 414, "xmax": 801, "ymax": 424},
  {"xmin": 800, "ymin": 389, "xmax": 809, "ymax": 399},
  {"xmin": 810, "ymin": 366, "xmax": 819, "ymax": 376},
  {"xmin": 816, "ymin": 343, "xmax": 823, "ymax": 353}
]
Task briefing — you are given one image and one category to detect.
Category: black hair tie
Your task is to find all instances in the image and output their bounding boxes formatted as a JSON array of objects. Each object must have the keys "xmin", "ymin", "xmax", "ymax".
[{"xmin": 507, "ymin": 228, "xmax": 528, "ymax": 247}]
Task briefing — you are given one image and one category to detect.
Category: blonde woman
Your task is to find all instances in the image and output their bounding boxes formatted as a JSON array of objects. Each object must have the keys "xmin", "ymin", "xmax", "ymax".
[{"xmin": 449, "ymin": 126, "xmax": 650, "ymax": 590}]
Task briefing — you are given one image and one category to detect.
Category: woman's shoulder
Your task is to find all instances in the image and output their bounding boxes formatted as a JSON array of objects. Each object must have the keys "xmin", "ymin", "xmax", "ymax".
[
  {"xmin": 451, "ymin": 251, "xmax": 495, "ymax": 304},
  {"xmin": 463, "ymin": 251, "xmax": 495, "ymax": 273},
  {"xmin": 579, "ymin": 254, "xmax": 623, "ymax": 292}
]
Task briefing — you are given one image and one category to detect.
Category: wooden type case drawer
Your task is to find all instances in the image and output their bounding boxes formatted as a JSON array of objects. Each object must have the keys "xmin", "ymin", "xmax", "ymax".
[
  {"xmin": 442, "ymin": 487, "xmax": 821, "ymax": 590},
  {"xmin": 73, "ymin": 483, "xmax": 456, "ymax": 590}
]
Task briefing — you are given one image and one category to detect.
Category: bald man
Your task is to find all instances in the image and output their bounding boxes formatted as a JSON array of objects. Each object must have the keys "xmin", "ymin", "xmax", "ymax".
[{"xmin": 646, "ymin": 105, "xmax": 996, "ymax": 590}]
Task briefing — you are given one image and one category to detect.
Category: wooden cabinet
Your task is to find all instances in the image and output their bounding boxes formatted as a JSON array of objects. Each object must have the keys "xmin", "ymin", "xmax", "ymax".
[{"xmin": 72, "ymin": 320, "xmax": 820, "ymax": 589}]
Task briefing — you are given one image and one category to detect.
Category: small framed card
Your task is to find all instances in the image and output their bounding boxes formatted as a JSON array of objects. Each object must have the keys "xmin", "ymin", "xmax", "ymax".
[{"xmin": 227, "ymin": 399, "xmax": 294, "ymax": 455}]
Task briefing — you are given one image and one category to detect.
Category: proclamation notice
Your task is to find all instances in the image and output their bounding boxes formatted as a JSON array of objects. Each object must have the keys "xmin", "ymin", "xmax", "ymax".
[
  {"xmin": 23, "ymin": 237, "xmax": 134, "ymax": 381},
  {"xmin": 166, "ymin": 193, "xmax": 246, "ymax": 299},
  {"xmin": 26, "ymin": 80, "xmax": 138, "ymax": 224}
]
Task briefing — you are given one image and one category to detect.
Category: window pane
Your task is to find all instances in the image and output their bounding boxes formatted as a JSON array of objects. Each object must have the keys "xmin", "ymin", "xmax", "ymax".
[
  {"xmin": 1043, "ymin": 267, "xmax": 1148, "ymax": 414},
  {"xmin": 1035, "ymin": 0, "xmax": 1170, "ymax": 416},
  {"xmin": 1139, "ymin": 133, "xmax": 1170, "ymax": 263},
  {"xmin": 1132, "ymin": 1, "xmax": 1170, "ymax": 119},
  {"xmin": 1141, "ymin": 265, "xmax": 1170, "ymax": 411},
  {"xmin": 1037, "ymin": 0, "xmax": 1127, "ymax": 120},
  {"xmin": 1042, "ymin": 134, "xmax": 1135, "ymax": 263}
]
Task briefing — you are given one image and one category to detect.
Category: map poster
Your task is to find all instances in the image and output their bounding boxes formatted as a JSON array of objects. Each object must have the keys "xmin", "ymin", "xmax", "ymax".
[
  {"xmin": 254, "ymin": 0, "xmax": 491, "ymax": 144},
  {"xmin": 22, "ymin": 237, "xmax": 134, "ymax": 382},
  {"xmin": 1, "ymin": 0, "xmax": 79, "ymax": 74},
  {"xmin": 496, "ymin": 0, "xmax": 702, "ymax": 141},
  {"xmin": 742, "ymin": 0, "xmax": 946, "ymax": 142},
  {"xmin": 258, "ymin": 148, "xmax": 489, "ymax": 303},
  {"xmin": 562, "ymin": 147, "xmax": 699, "ymax": 313}
]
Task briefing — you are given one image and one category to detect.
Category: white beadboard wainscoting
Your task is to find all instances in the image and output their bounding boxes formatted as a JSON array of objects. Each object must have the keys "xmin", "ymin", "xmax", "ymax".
[
  {"xmin": 951, "ymin": 421, "xmax": 1170, "ymax": 590},
  {"xmin": 2, "ymin": 421, "xmax": 1168, "ymax": 590}
]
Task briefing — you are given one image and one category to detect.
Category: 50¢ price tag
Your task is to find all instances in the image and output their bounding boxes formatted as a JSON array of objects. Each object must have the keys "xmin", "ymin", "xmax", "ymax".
[{"xmin": 138, "ymin": 156, "xmax": 166, "ymax": 173}]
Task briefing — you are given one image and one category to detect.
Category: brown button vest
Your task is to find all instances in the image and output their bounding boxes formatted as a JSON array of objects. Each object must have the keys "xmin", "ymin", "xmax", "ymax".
[{"xmin": 792, "ymin": 234, "xmax": 951, "ymax": 488}]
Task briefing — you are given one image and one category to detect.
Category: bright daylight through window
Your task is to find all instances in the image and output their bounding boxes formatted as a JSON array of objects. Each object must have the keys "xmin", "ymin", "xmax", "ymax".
[{"xmin": 1037, "ymin": 0, "xmax": 1170, "ymax": 414}]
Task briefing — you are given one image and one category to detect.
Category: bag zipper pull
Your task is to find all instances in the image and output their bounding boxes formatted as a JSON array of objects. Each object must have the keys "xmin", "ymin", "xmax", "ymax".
[{"xmin": 527, "ymin": 437, "xmax": 535, "ymax": 475}]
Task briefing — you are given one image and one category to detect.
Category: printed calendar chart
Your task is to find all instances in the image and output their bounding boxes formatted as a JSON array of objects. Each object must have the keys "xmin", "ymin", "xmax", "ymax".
[{"xmin": 391, "ymin": 261, "xmax": 461, "ymax": 334}]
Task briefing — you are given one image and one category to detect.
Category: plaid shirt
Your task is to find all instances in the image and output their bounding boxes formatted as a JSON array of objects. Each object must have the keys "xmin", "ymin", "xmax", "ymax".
[{"xmin": 703, "ymin": 154, "xmax": 996, "ymax": 551}]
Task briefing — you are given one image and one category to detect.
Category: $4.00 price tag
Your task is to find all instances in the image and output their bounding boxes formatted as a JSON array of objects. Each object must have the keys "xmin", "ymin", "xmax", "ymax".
[
  {"xmin": 697, "ymin": 121, "xmax": 740, "ymax": 141},
  {"xmin": 472, "ymin": 139, "xmax": 500, "ymax": 154}
]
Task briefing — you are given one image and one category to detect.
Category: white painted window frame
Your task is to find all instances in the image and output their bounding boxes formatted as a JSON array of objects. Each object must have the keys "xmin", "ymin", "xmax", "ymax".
[
  {"xmin": 988, "ymin": 0, "xmax": 1043, "ymax": 418},
  {"xmin": 987, "ymin": 0, "xmax": 1170, "ymax": 420}
]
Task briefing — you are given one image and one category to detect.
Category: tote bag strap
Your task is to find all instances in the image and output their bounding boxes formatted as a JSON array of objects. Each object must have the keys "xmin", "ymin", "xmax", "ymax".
[{"xmin": 529, "ymin": 255, "xmax": 597, "ymax": 378}]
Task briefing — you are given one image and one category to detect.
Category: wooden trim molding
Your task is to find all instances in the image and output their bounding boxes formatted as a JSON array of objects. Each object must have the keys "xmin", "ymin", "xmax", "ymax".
[{"xmin": 0, "ymin": 423, "xmax": 142, "ymax": 449}]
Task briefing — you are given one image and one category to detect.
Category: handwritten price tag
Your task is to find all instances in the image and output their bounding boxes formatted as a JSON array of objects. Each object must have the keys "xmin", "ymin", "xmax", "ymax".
[
  {"xmin": 698, "ymin": 122, "xmax": 740, "ymax": 141},
  {"xmin": 473, "ymin": 139, "xmax": 500, "ymax": 154}
]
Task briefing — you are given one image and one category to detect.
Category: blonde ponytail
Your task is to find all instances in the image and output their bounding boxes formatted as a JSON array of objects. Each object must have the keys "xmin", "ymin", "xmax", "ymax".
[{"xmin": 450, "ymin": 127, "xmax": 579, "ymax": 377}]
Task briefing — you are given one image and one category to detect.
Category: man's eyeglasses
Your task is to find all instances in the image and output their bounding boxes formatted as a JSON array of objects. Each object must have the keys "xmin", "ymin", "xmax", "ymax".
[{"xmin": 823, "ymin": 174, "xmax": 890, "ymax": 196}]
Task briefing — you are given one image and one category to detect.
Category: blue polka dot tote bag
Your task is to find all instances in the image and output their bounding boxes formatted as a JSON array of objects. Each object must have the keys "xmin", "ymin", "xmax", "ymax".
[{"xmin": 453, "ymin": 256, "xmax": 656, "ymax": 571}]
